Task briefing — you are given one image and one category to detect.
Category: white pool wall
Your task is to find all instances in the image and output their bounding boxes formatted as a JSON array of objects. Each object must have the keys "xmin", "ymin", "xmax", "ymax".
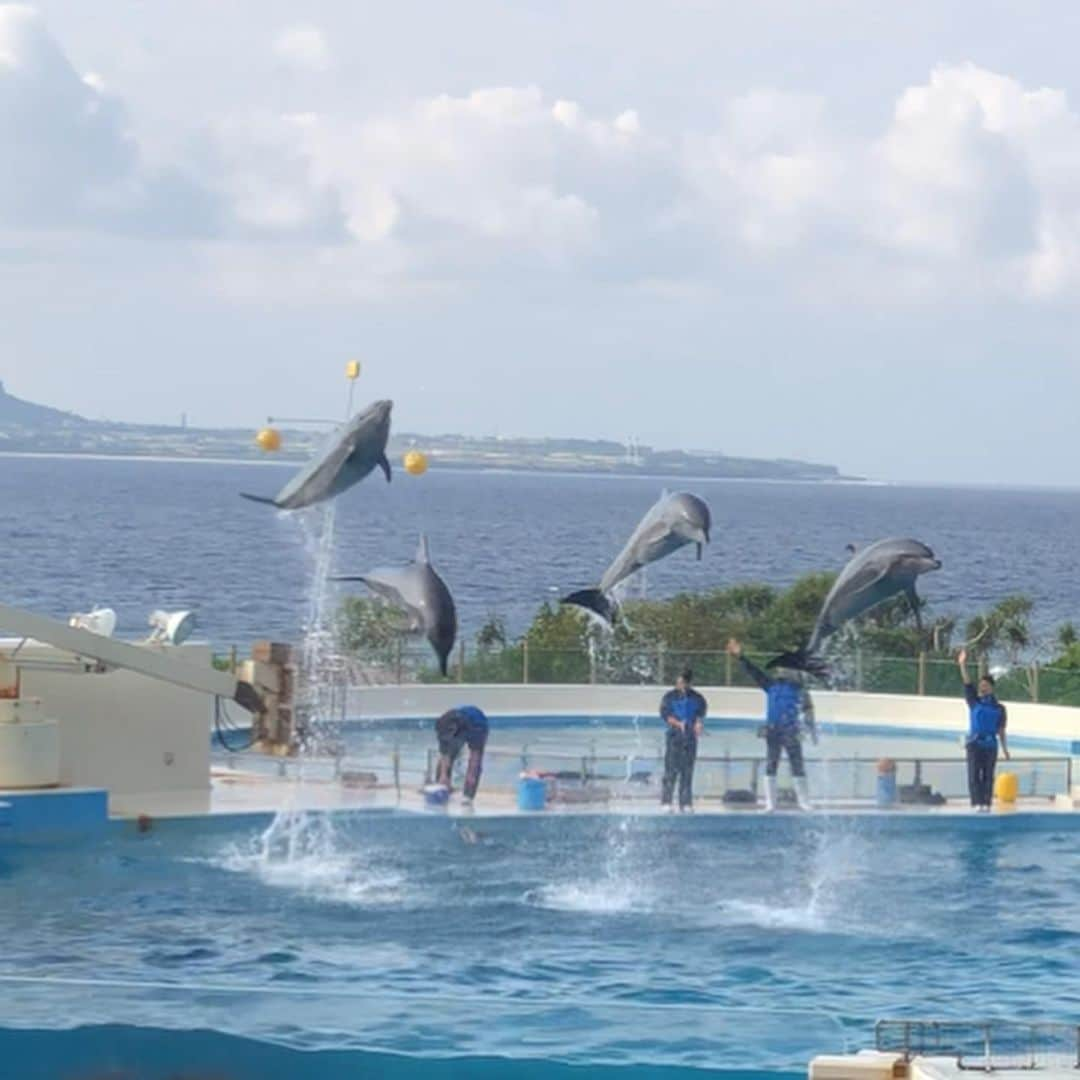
[{"xmin": 352, "ymin": 684, "xmax": 1080, "ymax": 750}]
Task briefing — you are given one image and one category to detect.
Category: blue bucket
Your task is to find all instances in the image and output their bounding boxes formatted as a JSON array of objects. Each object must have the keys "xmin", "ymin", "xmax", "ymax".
[
  {"xmin": 517, "ymin": 777, "xmax": 547, "ymax": 812},
  {"xmin": 876, "ymin": 772, "xmax": 898, "ymax": 808},
  {"xmin": 423, "ymin": 785, "xmax": 450, "ymax": 808}
]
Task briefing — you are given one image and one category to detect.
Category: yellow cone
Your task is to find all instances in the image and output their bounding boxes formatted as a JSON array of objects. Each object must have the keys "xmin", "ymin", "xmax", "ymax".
[{"xmin": 994, "ymin": 771, "xmax": 1018, "ymax": 804}]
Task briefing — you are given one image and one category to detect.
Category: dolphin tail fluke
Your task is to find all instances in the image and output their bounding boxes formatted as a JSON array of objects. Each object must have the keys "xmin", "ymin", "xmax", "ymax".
[
  {"xmin": 239, "ymin": 493, "xmax": 280, "ymax": 507},
  {"xmin": 766, "ymin": 648, "xmax": 830, "ymax": 679},
  {"xmin": 560, "ymin": 588, "xmax": 617, "ymax": 626}
]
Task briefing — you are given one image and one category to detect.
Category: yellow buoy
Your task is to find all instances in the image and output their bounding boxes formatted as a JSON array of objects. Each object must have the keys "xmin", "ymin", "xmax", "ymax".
[
  {"xmin": 255, "ymin": 427, "xmax": 282, "ymax": 452},
  {"xmin": 994, "ymin": 771, "xmax": 1018, "ymax": 804},
  {"xmin": 403, "ymin": 449, "xmax": 429, "ymax": 476},
  {"xmin": 345, "ymin": 360, "xmax": 361, "ymax": 380}
]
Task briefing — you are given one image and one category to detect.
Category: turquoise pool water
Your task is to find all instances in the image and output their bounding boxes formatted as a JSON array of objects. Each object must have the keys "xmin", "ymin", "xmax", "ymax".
[{"xmin": 2, "ymin": 810, "xmax": 1079, "ymax": 1077}]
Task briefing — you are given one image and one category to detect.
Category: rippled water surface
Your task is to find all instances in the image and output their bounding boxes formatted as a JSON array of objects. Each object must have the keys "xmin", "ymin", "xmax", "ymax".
[
  {"xmin": 3, "ymin": 456, "xmax": 1080, "ymax": 645},
  {"xmin": 1, "ymin": 812, "xmax": 1078, "ymax": 1074}
]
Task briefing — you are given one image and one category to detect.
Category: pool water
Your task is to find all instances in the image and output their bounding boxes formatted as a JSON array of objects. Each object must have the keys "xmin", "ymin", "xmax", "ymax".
[{"xmin": 1, "ymin": 810, "xmax": 1078, "ymax": 1076}]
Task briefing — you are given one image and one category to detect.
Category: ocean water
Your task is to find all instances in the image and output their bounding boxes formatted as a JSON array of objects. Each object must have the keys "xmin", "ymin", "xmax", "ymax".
[
  {"xmin": 1, "ymin": 455, "xmax": 1080, "ymax": 648},
  {"xmin": 0, "ymin": 811, "xmax": 1077, "ymax": 1076}
]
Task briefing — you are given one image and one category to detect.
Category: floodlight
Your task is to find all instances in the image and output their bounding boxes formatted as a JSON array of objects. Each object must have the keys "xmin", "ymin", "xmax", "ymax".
[
  {"xmin": 68, "ymin": 607, "xmax": 117, "ymax": 637},
  {"xmin": 147, "ymin": 610, "xmax": 196, "ymax": 646}
]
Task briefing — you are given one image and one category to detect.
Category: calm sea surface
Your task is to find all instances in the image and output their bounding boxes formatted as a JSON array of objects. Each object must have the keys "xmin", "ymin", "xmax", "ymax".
[{"xmin": 1, "ymin": 455, "xmax": 1077, "ymax": 648}]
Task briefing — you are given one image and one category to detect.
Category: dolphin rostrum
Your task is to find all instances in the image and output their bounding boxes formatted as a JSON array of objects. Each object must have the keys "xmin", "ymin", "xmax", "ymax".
[
  {"xmin": 560, "ymin": 491, "xmax": 712, "ymax": 626},
  {"xmin": 772, "ymin": 537, "xmax": 942, "ymax": 674},
  {"xmin": 334, "ymin": 535, "xmax": 458, "ymax": 677},
  {"xmin": 241, "ymin": 399, "xmax": 393, "ymax": 511}
]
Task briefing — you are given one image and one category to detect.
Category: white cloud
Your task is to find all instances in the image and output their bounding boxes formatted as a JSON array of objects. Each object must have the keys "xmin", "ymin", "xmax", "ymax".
[
  {"xmin": 272, "ymin": 25, "xmax": 331, "ymax": 72},
  {"xmin": 12, "ymin": 2, "xmax": 1080, "ymax": 307},
  {"xmin": 0, "ymin": 4, "xmax": 216, "ymax": 232}
]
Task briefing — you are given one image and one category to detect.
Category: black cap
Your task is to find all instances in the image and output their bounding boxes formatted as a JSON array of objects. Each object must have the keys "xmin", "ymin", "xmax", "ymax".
[{"xmin": 679, "ymin": 667, "xmax": 693, "ymax": 683}]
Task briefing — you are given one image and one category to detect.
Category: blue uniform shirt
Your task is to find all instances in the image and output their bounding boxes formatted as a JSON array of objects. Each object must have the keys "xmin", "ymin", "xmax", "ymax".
[
  {"xmin": 964, "ymin": 685, "xmax": 1006, "ymax": 750},
  {"xmin": 454, "ymin": 705, "xmax": 489, "ymax": 748},
  {"xmin": 659, "ymin": 688, "xmax": 707, "ymax": 740}
]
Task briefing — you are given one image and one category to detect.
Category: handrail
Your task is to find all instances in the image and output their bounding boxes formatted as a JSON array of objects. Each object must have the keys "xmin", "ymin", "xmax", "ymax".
[
  {"xmin": 875, "ymin": 1019, "xmax": 1080, "ymax": 1070},
  {"xmin": 318, "ymin": 643, "xmax": 1080, "ymax": 706}
]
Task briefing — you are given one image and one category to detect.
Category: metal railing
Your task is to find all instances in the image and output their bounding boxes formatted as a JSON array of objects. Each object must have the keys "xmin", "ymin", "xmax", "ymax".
[
  {"xmin": 876, "ymin": 1019, "xmax": 1080, "ymax": 1070},
  {"xmin": 417, "ymin": 749, "xmax": 1072, "ymax": 802},
  {"xmin": 294, "ymin": 641, "xmax": 1080, "ymax": 707},
  {"xmin": 218, "ymin": 738, "xmax": 1072, "ymax": 803}
]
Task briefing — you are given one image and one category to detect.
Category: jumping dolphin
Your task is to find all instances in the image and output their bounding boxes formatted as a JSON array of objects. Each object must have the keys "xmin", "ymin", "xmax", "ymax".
[
  {"xmin": 771, "ymin": 537, "xmax": 942, "ymax": 673},
  {"xmin": 334, "ymin": 535, "xmax": 458, "ymax": 676},
  {"xmin": 560, "ymin": 492, "xmax": 712, "ymax": 626},
  {"xmin": 241, "ymin": 399, "xmax": 393, "ymax": 510}
]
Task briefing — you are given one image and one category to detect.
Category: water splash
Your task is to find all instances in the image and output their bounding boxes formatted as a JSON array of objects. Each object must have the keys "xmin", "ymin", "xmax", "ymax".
[
  {"xmin": 292, "ymin": 502, "xmax": 346, "ymax": 758},
  {"xmin": 525, "ymin": 818, "xmax": 656, "ymax": 915},
  {"xmin": 217, "ymin": 809, "xmax": 405, "ymax": 907}
]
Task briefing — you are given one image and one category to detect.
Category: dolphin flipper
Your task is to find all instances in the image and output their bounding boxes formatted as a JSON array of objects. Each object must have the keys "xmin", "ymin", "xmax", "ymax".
[
  {"xmin": 379, "ymin": 452, "xmax": 392, "ymax": 482},
  {"xmin": 560, "ymin": 588, "xmax": 617, "ymax": 626},
  {"xmin": 239, "ymin": 493, "xmax": 280, "ymax": 507},
  {"xmin": 767, "ymin": 648, "xmax": 830, "ymax": 679}
]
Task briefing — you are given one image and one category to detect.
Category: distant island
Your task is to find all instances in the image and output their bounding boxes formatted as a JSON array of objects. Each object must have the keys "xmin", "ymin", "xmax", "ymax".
[{"xmin": 0, "ymin": 380, "xmax": 858, "ymax": 482}]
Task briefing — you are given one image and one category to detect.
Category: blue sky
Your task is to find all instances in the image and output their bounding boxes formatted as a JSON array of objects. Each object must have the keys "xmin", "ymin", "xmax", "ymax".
[{"xmin": 3, "ymin": 1, "xmax": 1080, "ymax": 484}]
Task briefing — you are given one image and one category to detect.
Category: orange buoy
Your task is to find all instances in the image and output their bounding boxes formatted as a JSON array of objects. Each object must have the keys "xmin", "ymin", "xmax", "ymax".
[
  {"xmin": 403, "ymin": 449, "xmax": 428, "ymax": 476},
  {"xmin": 256, "ymin": 427, "xmax": 282, "ymax": 452}
]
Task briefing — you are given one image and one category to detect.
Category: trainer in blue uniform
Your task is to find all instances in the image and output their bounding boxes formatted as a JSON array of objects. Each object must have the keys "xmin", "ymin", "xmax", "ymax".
[
  {"xmin": 726, "ymin": 638, "xmax": 817, "ymax": 811},
  {"xmin": 659, "ymin": 668, "xmax": 708, "ymax": 812},
  {"xmin": 957, "ymin": 649, "xmax": 1009, "ymax": 811},
  {"xmin": 435, "ymin": 705, "xmax": 490, "ymax": 808}
]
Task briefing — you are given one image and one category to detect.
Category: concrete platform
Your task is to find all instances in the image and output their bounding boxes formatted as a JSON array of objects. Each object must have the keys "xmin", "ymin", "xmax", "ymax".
[{"xmin": 101, "ymin": 764, "xmax": 1080, "ymax": 822}]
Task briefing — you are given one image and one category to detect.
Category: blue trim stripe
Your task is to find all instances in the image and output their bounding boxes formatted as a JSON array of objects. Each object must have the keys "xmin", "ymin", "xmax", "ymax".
[
  {"xmin": 335, "ymin": 714, "xmax": 1080, "ymax": 753},
  {"xmin": 0, "ymin": 789, "xmax": 108, "ymax": 834}
]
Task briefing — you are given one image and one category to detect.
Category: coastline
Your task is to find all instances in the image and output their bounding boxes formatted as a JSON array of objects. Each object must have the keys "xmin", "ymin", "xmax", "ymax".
[{"xmin": 0, "ymin": 450, "xmax": 868, "ymax": 485}]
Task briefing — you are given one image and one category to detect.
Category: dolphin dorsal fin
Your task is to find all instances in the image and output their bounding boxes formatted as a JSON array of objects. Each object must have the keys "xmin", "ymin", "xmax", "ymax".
[{"xmin": 416, "ymin": 534, "xmax": 431, "ymax": 564}]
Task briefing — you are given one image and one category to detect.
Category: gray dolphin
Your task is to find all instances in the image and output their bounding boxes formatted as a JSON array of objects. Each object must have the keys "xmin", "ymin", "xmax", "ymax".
[
  {"xmin": 334, "ymin": 535, "xmax": 458, "ymax": 676},
  {"xmin": 561, "ymin": 491, "xmax": 712, "ymax": 626},
  {"xmin": 241, "ymin": 399, "xmax": 393, "ymax": 510},
  {"xmin": 771, "ymin": 537, "xmax": 942, "ymax": 674}
]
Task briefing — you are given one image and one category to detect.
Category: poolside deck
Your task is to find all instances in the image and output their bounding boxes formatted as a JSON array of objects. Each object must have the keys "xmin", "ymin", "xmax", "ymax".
[{"xmin": 101, "ymin": 764, "xmax": 1080, "ymax": 821}]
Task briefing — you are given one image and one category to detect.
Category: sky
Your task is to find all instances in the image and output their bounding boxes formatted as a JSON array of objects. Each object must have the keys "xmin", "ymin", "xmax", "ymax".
[{"xmin": 3, "ymin": 1, "xmax": 1080, "ymax": 484}]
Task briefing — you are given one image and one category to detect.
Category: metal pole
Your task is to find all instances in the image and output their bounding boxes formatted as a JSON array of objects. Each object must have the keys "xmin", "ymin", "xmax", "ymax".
[
  {"xmin": 457, "ymin": 640, "xmax": 465, "ymax": 683},
  {"xmin": 522, "ymin": 638, "xmax": 529, "ymax": 684},
  {"xmin": 395, "ymin": 637, "xmax": 403, "ymax": 684},
  {"xmin": 657, "ymin": 642, "xmax": 666, "ymax": 685},
  {"xmin": 917, "ymin": 651, "xmax": 926, "ymax": 696},
  {"xmin": 725, "ymin": 651, "xmax": 733, "ymax": 686}
]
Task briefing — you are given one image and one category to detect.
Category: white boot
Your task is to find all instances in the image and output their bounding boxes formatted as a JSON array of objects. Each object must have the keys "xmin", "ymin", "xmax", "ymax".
[
  {"xmin": 763, "ymin": 775, "xmax": 778, "ymax": 812},
  {"xmin": 794, "ymin": 776, "xmax": 813, "ymax": 812}
]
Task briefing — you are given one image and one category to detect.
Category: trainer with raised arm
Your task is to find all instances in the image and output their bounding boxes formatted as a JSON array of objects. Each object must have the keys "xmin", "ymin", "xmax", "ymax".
[
  {"xmin": 659, "ymin": 668, "xmax": 707, "ymax": 813},
  {"xmin": 726, "ymin": 638, "xmax": 817, "ymax": 812},
  {"xmin": 957, "ymin": 649, "xmax": 1009, "ymax": 812}
]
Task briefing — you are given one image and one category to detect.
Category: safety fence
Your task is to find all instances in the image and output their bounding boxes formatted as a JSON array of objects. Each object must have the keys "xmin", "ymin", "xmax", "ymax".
[
  {"xmin": 221, "ymin": 744, "xmax": 1073, "ymax": 805},
  {"xmin": 296, "ymin": 641, "xmax": 1080, "ymax": 707},
  {"xmin": 875, "ymin": 1019, "xmax": 1080, "ymax": 1070}
]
